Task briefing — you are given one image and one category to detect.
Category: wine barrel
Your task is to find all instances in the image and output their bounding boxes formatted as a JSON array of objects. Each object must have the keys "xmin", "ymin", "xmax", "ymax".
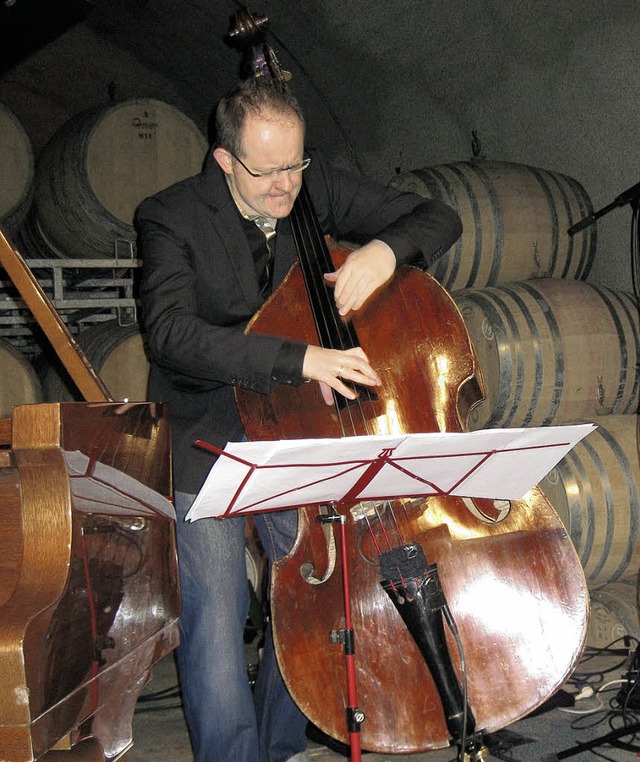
[
  {"xmin": 455, "ymin": 278, "xmax": 640, "ymax": 429},
  {"xmin": 0, "ymin": 103, "xmax": 34, "ymax": 237},
  {"xmin": 390, "ymin": 161, "xmax": 596, "ymax": 291},
  {"xmin": 27, "ymin": 98, "xmax": 208, "ymax": 259},
  {"xmin": 588, "ymin": 576, "xmax": 640, "ymax": 647},
  {"xmin": 42, "ymin": 322, "xmax": 149, "ymax": 403},
  {"xmin": 540, "ymin": 415, "xmax": 640, "ymax": 587},
  {"xmin": 0, "ymin": 339, "xmax": 43, "ymax": 418}
]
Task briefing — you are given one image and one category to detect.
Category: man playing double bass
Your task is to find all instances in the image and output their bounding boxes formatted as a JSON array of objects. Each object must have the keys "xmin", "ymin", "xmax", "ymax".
[{"xmin": 135, "ymin": 78, "xmax": 461, "ymax": 762}]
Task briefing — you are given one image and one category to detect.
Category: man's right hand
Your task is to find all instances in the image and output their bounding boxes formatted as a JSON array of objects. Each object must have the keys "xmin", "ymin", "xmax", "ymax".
[{"xmin": 302, "ymin": 345, "xmax": 382, "ymax": 406}]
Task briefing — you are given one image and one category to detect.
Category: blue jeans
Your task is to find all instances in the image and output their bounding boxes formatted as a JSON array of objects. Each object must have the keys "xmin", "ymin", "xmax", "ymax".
[{"xmin": 174, "ymin": 491, "xmax": 308, "ymax": 762}]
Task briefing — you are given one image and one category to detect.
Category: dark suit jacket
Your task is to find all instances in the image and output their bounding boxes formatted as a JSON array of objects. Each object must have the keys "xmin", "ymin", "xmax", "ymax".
[{"xmin": 135, "ymin": 149, "xmax": 462, "ymax": 493}]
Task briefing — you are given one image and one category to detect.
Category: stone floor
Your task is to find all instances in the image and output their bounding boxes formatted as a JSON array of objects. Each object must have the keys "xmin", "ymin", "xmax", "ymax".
[{"xmin": 126, "ymin": 634, "xmax": 640, "ymax": 762}]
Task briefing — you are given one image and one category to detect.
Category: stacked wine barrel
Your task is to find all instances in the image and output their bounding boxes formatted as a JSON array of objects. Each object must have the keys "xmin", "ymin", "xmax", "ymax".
[
  {"xmin": 39, "ymin": 322, "xmax": 150, "ymax": 404},
  {"xmin": 0, "ymin": 103, "xmax": 34, "ymax": 238},
  {"xmin": 20, "ymin": 98, "xmax": 208, "ymax": 262},
  {"xmin": 0, "ymin": 97, "xmax": 209, "ymax": 406},
  {"xmin": 391, "ymin": 160, "xmax": 640, "ymax": 647}
]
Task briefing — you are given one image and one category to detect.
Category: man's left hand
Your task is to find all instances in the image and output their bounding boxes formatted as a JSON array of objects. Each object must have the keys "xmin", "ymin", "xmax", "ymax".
[{"xmin": 324, "ymin": 239, "xmax": 396, "ymax": 316}]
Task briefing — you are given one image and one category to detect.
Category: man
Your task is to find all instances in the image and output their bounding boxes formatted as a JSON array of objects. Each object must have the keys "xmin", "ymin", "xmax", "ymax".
[{"xmin": 135, "ymin": 79, "xmax": 461, "ymax": 762}]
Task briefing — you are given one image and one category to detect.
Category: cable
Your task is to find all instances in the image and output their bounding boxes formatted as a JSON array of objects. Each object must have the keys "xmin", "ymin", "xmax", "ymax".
[
  {"xmin": 135, "ymin": 702, "xmax": 184, "ymax": 713},
  {"xmin": 558, "ymin": 701, "xmax": 605, "ymax": 716},
  {"xmin": 558, "ymin": 683, "xmax": 622, "ymax": 716},
  {"xmin": 568, "ymin": 639, "xmax": 637, "ymax": 688},
  {"xmin": 543, "ymin": 719, "xmax": 640, "ymax": 759},
  {"xmin": 137, "ymin": 686, "xmax": 182, "ymax": 702},
  {"xmin": 631, "ymin": 198, "xmax": 640, "ymax": 301}
]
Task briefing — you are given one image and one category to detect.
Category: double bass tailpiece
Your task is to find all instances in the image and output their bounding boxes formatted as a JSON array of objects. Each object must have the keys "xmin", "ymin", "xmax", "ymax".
[
  {"xmin": 318, "ymin": 502, "xmax": 488, "ymax": 762},
  {"xmin": 379, "ymin": 542, "xmax": 478, "ymax": 750}
]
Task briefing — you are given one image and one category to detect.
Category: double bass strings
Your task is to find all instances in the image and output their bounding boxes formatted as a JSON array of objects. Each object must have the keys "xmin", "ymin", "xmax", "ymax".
[
  {"xmin": 289, "ymin": 182, "xmax": 375, "ymax": 436},
  {"xmin": 288, "ymin": 177, "xmax": 478, "ymax": 755}
]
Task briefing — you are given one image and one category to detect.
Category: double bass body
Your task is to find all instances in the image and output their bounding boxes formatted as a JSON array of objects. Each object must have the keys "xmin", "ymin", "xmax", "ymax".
[{"xmin": 236, "ymin": 243, "xmax": 589, "ymax": 752}]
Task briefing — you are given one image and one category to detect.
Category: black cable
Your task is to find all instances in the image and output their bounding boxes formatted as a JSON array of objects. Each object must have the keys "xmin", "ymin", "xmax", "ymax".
[
  {"xmin": 135, "ymin": 702, "xmax": 184, "ymax": 713},
  {"xmin": 631, "ymin": 199, "xmax": 640, "ymax": 302},
  {"xmin": 581, "ymin": 637, "xmax": 638, "ymax": 661},
  {"xmin": 543, "ymin": 719, "xmax": 640, "ymax": 759},
  {"xmin": 569, "ymin": 639, "xmax": 637, "ymax": 686},
  {"xmin": 568, "ymin": 710, "xmax": 611, "ymax": 732},
  {"xmin": 589, "ymin": 749, "xmax": 619, "ymax": 761},
  {"xmin": 137, "ymin": 686, "xmax": 182, "ymax": 702}
]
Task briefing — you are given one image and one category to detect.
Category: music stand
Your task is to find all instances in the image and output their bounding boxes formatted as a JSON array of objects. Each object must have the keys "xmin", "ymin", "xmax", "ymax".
[{"xmin": 189, "ymin": 424, "xmax": 594, "ymax": 760}]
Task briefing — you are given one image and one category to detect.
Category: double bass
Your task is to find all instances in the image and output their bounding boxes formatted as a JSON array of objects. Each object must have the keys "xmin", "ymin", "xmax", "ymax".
[
  {"xmin": 0, "ymin": 228, "xmax": 180, "ymax": 761},
  {"xmin": 230, "ymin": 8, "xmax": 589, "ymax": 758}
]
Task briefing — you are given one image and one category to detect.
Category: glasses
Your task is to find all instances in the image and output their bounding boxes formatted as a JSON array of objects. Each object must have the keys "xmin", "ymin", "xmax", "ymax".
[{"xmin": 230, "ymin": 151, "xmax": 311, "ymax": 179}]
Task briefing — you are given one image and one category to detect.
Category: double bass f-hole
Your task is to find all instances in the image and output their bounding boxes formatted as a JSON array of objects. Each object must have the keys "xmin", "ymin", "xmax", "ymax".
[{"xmin": 299, "ymin": 505, "xmax": 338, "ymax": 586}]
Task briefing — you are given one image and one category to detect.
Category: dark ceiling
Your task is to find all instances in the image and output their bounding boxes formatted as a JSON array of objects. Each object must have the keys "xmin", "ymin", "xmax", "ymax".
[
  {"xmin": 1, "ymin": 0, "xmax": 249, "ymax": 79},
  {"xmin": 0, "ymin": 0, "xmax": 368, "ymax": 159},
  {"xmin": 1, "ymin": 0, "xmax": 91, "ymax": 74}
]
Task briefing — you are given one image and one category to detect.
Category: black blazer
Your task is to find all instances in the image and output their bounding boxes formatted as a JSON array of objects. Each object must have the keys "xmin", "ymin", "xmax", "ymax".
[{"xmin": 135, "ymin": 149, "xmax": 461, "ymax": 492}]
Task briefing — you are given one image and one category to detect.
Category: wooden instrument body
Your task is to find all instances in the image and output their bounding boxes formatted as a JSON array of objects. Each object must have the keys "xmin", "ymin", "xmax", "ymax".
[
  {"xmin": 0, "ymin": 402, "xmax": 180, "ymax": 761},
  {"xmin": 237, "ymin": 243, "xmax": 589, "ymax": 752}
]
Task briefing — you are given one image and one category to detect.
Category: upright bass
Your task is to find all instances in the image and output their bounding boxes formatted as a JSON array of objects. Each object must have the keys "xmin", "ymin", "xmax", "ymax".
[{"xmin": 230, "ymin": 8, "xmax": 589, "ymax": 756}]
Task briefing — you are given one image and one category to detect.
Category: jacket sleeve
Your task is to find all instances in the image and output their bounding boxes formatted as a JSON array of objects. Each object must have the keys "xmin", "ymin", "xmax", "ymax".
[
  {"xmin": 136, "ymin": 191, "xmax": 294, "ymax": 395},
  {"xmin": 305, "ymin": 149, "xmax": 462, "ymax": 268}
]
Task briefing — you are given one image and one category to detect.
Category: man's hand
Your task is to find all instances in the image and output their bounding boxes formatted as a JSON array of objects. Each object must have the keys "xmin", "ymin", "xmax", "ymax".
[
  {"xmin": 324, "ymin": 239, "xmax": 396, "ymax": 316},
  {"xmin": 302, "ymin": 345, "xmax": 381, "ymax": 406}
]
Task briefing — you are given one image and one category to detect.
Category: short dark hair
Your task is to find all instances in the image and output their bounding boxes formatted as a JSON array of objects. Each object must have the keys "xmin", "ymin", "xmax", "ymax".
[{"xmin": 215, "ymin": 79, "xmax": 305, "ymax": 157}]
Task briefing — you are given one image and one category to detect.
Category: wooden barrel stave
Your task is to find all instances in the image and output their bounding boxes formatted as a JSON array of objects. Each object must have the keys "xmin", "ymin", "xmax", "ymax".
[
  {"xmin": 41, "ymin": 322, "xmax": 149, "ymax": 403},
  {"xmin": 0, "ymin": 338, "xmax": 43, "ymax": 418},
  {"xmin": 25, "ymin": 98, "xmax": 208, "ymax": 260},
  {"xmin": 390, "ymin": 160, "xmax": 596, "ymax": 291},
  {"xmin": 0, "ymin": 102, "xmax": 34, "ymax": 237},
  {"xmin": 455, "ymin": 279, "xmax": 640, "ymax": 429},
  {"xmin": 588, "ymin": 576, "xmax": 640, "ymax": 647},
  {"xmin": 540, "ymin": 415, "xmax": 640, "ymax": 586}
]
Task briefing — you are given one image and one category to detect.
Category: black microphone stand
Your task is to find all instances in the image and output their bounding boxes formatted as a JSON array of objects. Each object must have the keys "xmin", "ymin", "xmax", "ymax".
[{"xmin": 568, "ymin": 180, "xmax": 640, "ymax": 235}]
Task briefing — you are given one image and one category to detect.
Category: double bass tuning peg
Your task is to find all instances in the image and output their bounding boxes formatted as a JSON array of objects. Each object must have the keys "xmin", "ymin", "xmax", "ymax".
[{"xmin": 226, "ymin": 8, "xmax": 270, "ymax": 48}]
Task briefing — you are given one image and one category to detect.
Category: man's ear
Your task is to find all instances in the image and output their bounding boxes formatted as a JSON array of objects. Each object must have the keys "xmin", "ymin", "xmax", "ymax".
[{"xmin": 213, "ymin": 147, "xmax": 233, "ymax": 175}]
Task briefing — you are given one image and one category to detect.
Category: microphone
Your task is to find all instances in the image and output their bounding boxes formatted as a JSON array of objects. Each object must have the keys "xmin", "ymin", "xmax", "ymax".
[
  {"xmin": 568, "ymin": 215, "xmax": 595, "ymax": 236},
  {"xmin": 568, "ymin": 180, "xmax": 640, "ymax": 236},
  {"xmin": 617, "ymin": 180, "xmax": 640, "ymax": 206}
]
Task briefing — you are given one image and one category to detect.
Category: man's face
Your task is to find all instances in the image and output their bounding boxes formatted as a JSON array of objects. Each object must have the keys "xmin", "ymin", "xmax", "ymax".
[{"xmin": 215, "ymin": 111, "xmax": 305, "ymax": 219}]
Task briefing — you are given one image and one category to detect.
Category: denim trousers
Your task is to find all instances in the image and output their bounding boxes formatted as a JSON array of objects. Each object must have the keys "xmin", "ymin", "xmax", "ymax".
[{"xmin": 174, "ymin": 491, "xmax": 309, "ymax": 762}]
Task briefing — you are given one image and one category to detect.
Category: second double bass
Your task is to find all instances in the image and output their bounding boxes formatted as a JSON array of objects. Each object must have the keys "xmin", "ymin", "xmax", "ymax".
[{"xmin": 232, "ymin": 7, "xmax": 590, "ymax": 756}]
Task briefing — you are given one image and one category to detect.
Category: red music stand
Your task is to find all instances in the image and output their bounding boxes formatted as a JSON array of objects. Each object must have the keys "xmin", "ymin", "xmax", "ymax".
[{"xmin": 189, "ymin": 424, "xmax": 594, "ymax": 760}]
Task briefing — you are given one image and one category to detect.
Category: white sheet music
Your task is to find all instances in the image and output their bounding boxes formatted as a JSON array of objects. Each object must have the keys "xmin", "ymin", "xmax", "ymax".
[
  {"xmin": 186, "ymin": 424, "xmax": 595, "ymax": 521},
  {"xmin": 64, "ymin": 450, "xmax": 176, "ymax": 520}
]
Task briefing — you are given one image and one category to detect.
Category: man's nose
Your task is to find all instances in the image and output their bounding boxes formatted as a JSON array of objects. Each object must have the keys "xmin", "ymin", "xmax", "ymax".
[{"xmin": 273, "ymin": 169, "xmax": 294, "ymax": 191}]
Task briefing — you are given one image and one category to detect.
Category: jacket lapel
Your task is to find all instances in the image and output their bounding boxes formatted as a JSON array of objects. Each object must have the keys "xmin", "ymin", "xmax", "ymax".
[{"xmin": 198, "ymin": 159, "xmax": 264, "ymax": 312}]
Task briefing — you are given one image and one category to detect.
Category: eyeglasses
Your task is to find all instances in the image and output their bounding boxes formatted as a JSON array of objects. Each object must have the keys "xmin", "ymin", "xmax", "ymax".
[{"xmin": 229, "ymin": 151, "xmax": 311, "ymax": 179}]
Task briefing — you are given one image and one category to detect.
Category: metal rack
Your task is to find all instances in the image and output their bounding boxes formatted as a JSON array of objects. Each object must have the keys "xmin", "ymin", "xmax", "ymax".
[{"xmin": 0, "ymin": 256, "xmax": 141, "ymax": 357}]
